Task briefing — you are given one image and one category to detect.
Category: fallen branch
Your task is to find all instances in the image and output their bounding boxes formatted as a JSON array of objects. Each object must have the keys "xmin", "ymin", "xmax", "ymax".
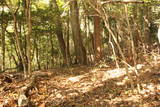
[{"xmin": 18, "ymin": 71, "xmax": 52, "ymax": 107}]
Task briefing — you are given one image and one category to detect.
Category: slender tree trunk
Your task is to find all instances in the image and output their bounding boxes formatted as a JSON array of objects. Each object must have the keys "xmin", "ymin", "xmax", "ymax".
[
  {"xmin": 93, "ymin": 11, "xmax": 103, "ymax": 62},
  {"xmin": 5, "ymin": 2, "xmax": 27, "ymax": 76},
  {"xmin": 25, "ymin": 0, "xmax": 32, "ymax": 75},
  {"xmin": 34, "ymin": 32, "xmax": 41, "ymax": 70},
  {"xmin": 70, "ymin": 0, "xmax": 87, "ymax": 64},
  {"xmin": 125, "ymin": 5, "xmax": 138, "ymax": 74},
  {"xmin": 143, "ymin": 6, "xmax": 151, "ymax": 44},
  {"xmin": 46, "ymin": 35, "xmax": 49, "ymax": 69},
  {"xmin": 6, "ymin": 31, "xmax": 24, "ymax": 70},
  {"xmin": 51, "ymin": 0, "xmax": 67, "ymax": 65},
  {"xmin": 132, "ymin": 5, "xmax": 142, "ymax": 46},
  {"xmin": 1, "ymin": 5, "xmax": 6, "ymax": 71},
  {"xmin": 158, "ymin": 25, "xmax": 160, "ymax": 44},
  {"xmin": 50, "ymin": 36, "xmax": 55, "ymax": 68},
  {"xmin": 66, "ymin": 11, "xmax": 71, "ymax": 65},
  {"xmin": 13, "ymin": 15, "xmax": 27, "ymax": 74}
]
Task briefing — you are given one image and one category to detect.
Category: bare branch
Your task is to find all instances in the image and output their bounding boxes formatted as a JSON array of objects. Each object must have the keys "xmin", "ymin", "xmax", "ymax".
[{"xmin": 101, "ymin": 0, "xmax": 144, "ymax": 4}]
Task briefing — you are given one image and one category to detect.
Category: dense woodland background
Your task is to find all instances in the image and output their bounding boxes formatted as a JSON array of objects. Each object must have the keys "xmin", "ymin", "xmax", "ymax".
[
  {"xmin": 0, "ymin": 0, "xmax": 160, "ymax": 107},
  {"xmin": 0, "ymin": 0, "xmax": 160, "ymax": 74}
]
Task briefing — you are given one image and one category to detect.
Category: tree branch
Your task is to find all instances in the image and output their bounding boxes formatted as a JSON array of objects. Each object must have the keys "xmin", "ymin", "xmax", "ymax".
[{"xmin": 101, "ymin": 0, "xmax": 144, "ymax": 4}]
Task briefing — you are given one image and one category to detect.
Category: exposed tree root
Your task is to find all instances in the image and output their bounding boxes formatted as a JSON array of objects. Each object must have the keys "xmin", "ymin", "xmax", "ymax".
[{"xmin": 18, "ymin": 71, "xmax": 52, "ymax": 107}]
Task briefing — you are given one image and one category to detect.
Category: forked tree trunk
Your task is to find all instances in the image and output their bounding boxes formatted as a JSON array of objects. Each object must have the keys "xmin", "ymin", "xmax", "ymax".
[
  {"xmin": 70, "ymin": 0, "xmax": 87, "ymax": 65},
  {"xmin": 52, "ymin": 0, "xmax": 67, "ymax": 65},
  {"xmin": 5, "ymin": 1, "xmax": 27, "ymax": 76}
]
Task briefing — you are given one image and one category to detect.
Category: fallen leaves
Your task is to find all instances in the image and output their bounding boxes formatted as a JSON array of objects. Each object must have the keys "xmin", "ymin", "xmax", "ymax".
[{"xmin": 0, "ymin": 63, "xmax": 160, "ymax": 107}]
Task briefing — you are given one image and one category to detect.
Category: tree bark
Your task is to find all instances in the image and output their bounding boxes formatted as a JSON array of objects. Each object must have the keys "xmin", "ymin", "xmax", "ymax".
[
  {"xmin": 34, "ymin": 32, "xmax": 41, "ymax": 70},
  {"xmin": 143, "ymin": 6, "xmax": 151, "ymax": 44},
  {"xmin": 25, "ymin": 0, "xmax": 32, "ymax": 75},
  {"xmin": 51, "ymin": 0, "xmax": 67, "ymax": 65},
  {"xmin": 49, "ymin": 35, "xmax": 55, "ymax": 68},
  {"xmin": 70, "ymin": 0, "xmax": 87, "ymax": 65},
  {"xmin": 1, "ymin": 5, "xmax": 6, "ymax": 71},
  {"xmin": 158, "ymin": 25, "xmax": 160, "ymax": 44},
  {"xmin": 93, "ymin": 11, "xmax": 103, "ymax": 62},
  {"xmin": 66, "ymin": 11, "xmax": 71, "ymax": 65},
  {"xmin": 5, "ymin": 2, "xmax": 27, "ymax": 76}
]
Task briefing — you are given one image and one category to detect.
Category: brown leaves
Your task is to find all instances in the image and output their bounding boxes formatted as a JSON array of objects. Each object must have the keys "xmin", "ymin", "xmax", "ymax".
[{"xmin": 0, "ymin": 65, "xmax": 160, "ymax": 106}]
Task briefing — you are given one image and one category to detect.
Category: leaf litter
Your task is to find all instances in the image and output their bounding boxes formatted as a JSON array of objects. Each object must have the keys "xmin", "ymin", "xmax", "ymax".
[{"xmin": 0, "ymin": 57, "xmax": 160, "ymax": 107}]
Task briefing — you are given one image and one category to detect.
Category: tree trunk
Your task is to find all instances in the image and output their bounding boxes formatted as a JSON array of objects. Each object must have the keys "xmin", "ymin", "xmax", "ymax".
[
  {"xmin": 132, "ymin": 5, "xmax": 142, "ymax": 46},
  {"xmin": 51, "ymin": 0, "xmax": 67, "ymax": 65},
  {"xmin": 25, "ymin": 0, "xmax": 32, "ymax": 75},
  {"xmin": 1, "ymin": 5, "xmax": 6, "ymax": 71},
  {"xmin": 66, "ymin": 11, "xmax": 71, "ymax": 65},
  {"xmin": 143, "ymin": 6, "xmax": 151, "ymax": 44},
  {"xmin": 158, "ymin": 25, "xmax": 160, "ymax": 44},
  {"xmin": 49, "ymin": 35, "xmax": 55, "ymax": 68},
  {"xmin": 34, "ymin": 32, "xmax": 41, "ymax": 70},
  {"xmin": 93, "ymin": 11, "xmax": 103, "ymax": 62},
  {"xmin": 5, "ymin": 1, "xmax": 27, "ymax": 76},
  {"xmin": 70, "ymin": 0, "xmax": 87, "ymax": 65}
]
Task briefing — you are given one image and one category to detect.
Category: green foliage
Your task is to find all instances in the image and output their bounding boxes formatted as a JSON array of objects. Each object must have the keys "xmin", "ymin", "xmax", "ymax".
[
  {"xmin": 143, "ymin": 0, "xmax": 160, "ymax": 5},
  {"xmin": 57, "ymin": 0, "xmax": 65, "ymax": 7},
  {"xmin": 1, "ymin": 0, "xmax": 160, "ymax": 70},
  {"xmin": 36, "ymin": 0, "xmax": 49, "ymax": 9},
  {"xmin": 8, "ymin": 0, "xmax": 20, "ymax": 6}
]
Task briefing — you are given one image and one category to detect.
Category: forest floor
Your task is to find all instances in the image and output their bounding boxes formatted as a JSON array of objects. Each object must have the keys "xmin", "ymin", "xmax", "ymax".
[{"xmin": 0, "ymin": 54, "xmax": 160, "ymax": 107}]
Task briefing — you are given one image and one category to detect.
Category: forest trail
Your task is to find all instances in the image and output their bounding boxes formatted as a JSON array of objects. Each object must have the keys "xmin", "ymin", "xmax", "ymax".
[{"xmin": 0, "ymin": 57, "xmax": 160, "ymax": 107}]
